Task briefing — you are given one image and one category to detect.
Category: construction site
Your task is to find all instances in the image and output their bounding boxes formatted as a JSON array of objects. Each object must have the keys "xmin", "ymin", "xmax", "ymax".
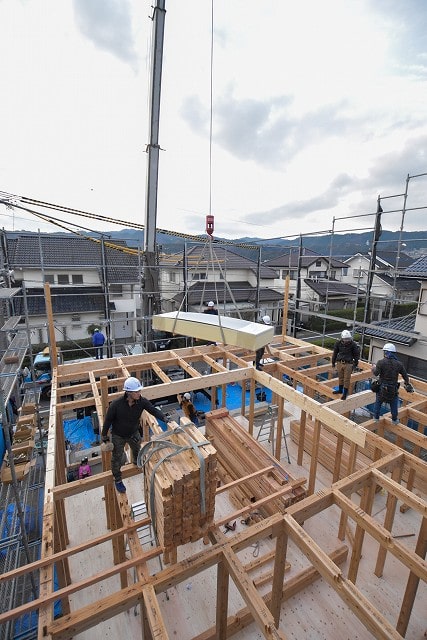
[
  {"xmin": 0, "ymin": 2, "xmax": 426, "ymax": 637},
  {"xmin": 0, "ymin": 283, "xmax": 426, "ymax": 640}
]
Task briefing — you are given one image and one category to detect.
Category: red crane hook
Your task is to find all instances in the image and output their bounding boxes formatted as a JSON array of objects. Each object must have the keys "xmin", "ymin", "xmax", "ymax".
[{"xmin": 206, "ymin": 215, "xmax": 214, "ymax": 237}]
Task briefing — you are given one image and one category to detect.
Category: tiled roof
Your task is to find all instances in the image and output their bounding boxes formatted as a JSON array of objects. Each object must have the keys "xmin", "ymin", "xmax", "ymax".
[
  {"xmin": 403, "ymin": 256, "xmax": 427, "ymax": 278},
  {"xmin": 363, "ymin": 315, "xmax": 418, "ymax": 346},
  {"xmin": 375, "ymin": 275, "xmax": 420, "ymax": 291},
  {"xmin": 14, "ymin": 287, "xmax": 115, "ymax": 316},
  {"xmin": 162, "ymin": 246, "xmax": 278, "ymax": 279},
  {"xmin": 304, "ymin": 279, "xmax": 361, "ymax": 297},
  {"xmin": 173, "ymin": 281, "xmax": 282, "ymax": 306},
  {"xmin": 375, "ymin": 251, "xmax": 414, "ymax": 269},
  {"xmin": 7, "ymin": 234, "xmax": 139, "ymax": 283},
  {"xmin": 264, "ymin": 249, "xmax": 347, "ymax": 269}
]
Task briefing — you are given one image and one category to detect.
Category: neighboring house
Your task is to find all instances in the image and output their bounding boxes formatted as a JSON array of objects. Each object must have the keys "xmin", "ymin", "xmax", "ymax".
[
  {"xmin": 3, "ymin": 233, "xmax": 141, "ymax": 345},
  {"xmin": 263, "ymin": 249, "xmax": 354, "ymax": 319},
  {"xmin": 365, "ymin": 255, "xmax": 427, "ymax": 381},
  {"xmin": 303, "ymin": 279, "xmax": 362, "ymax": 311},
  {"xmin": 343, "ymin": 251, "xmax": 419, "ymax": 321},
  {"xmin": 160, "ymin": 245, "xmax": 283, "ymax": 325}
]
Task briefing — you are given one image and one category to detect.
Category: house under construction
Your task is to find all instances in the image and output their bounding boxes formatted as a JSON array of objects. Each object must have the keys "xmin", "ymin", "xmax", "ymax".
[{"xmin": 0, "ymin": 295, "xmax": 426, "ymax": 640}]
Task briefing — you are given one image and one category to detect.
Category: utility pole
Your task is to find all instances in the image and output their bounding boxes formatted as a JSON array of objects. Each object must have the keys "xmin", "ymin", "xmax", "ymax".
[
  {"xmin": 293, "ymin": 237, "xmax": 303, "ymax": 337},
  {"xmin": 360, "ymin": 196, "xmax": 382, "ymax": 355},
  {"xmin": 143, "ymin": 0, "xmax": 166, "ymax": 343}
]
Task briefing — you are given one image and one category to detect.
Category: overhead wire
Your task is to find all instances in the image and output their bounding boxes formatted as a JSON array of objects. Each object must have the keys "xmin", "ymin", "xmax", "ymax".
[{"xmin": 0, "ymin": 191, "xmax": 263, "ymax": 250}]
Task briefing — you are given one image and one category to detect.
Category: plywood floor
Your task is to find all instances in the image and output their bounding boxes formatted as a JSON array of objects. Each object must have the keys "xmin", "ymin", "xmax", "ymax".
[{"xmin": 66, "ymin": 404, "xmax": 427, "ymax": 640}]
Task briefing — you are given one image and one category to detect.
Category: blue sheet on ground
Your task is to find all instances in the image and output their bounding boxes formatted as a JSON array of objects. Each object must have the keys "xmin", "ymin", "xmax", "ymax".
[
  {"xmin": 193, "ymin": 382, "xmax": 272, "ymax": 412},
  {"xmin": 63, "ymin": 416, "xmax": 95, "ymax": 450}
]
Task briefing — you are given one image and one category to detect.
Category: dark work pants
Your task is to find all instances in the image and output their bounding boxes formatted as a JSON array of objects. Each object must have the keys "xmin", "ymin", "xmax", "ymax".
[
  {"xmin": 374, "ymin": 394, "xmax": 399, "ymax": 421},
  {"xmin": 255, "ymin": 347, "xmax": 265, "ymax": 370},
  {"xmin": 111, "ymin": 431, "xmax": 141, "ymax": 482}
]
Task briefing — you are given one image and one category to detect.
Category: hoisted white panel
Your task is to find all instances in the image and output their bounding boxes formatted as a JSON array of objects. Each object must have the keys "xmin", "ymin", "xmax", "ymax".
[{"xmin": 152, "ymin": 312, "xmax": 274, "ymax": 350}]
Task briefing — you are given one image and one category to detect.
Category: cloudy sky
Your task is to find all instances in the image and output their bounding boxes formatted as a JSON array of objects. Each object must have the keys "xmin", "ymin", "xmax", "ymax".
[{"xmin": 0, "ymin": 0, "xmax": 426, "ymax": 241}]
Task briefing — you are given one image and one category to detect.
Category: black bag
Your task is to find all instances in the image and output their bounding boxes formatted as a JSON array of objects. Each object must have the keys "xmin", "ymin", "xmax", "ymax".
[
  {"xmin": 370, "ymin": 378, "xmax": 381, "ymax": 393},
  {"xmin": 380, "ymin": 382, "xmax": 397, "ymax": 403}
]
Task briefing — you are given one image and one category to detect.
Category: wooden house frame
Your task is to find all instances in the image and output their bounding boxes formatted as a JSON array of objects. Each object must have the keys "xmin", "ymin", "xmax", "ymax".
[{"xmin": 0, "ymin": 336, "xmax": 426, "ymax": 639}]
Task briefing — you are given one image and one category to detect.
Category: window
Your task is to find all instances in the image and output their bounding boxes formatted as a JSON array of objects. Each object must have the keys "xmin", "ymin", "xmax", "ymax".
[
  {"xmin": 330, "ymin": 270, "xmax": 336, "ymax": 279},
  {"xmin": 57, "ymin": 274, "xmax": 69, "ymax": 285},
  {"xmin": 419, "ymin": 288, "xmax": 427, "ymax": 316},
  {"xmin": 71, "ymin": 314, "xmax": 81, "ymax": 328},
  {"xmin": 191, "ymin": 273, "xmax": 207, "ymax": 281},
  {"xmin": 72, "ymin": 274, "xmax": 83, "ymax": 284},
  {"xmin": 44, "ymin": 274, "xmax": 55, "ymax": 284},
  {"xmin": 353, "ymin": 268, "xmax": 362, "ymax": 277},
  {"xmin": 109, "ymin": 284, "xmax": 123, "ymax": 297},
  {"xmin": 315, "ymin": 260, "xmax": 322, "ymax": 267},
  {"xmin": 169, "ymin": 273, "xmax": 177, "ymax": 283}
]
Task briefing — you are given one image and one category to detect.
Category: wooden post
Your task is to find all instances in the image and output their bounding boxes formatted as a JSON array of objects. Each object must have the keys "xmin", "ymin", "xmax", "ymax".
[
  {"xmin": 396, "ymin": 516, "xmax": 427, "ymax": 637},
  {"xmin": 308, "ymin": 419, "xmax": 321, "ymax": 495},
  {"xmin": 374, "ymin": 464, "xmax": 403, "ymax": 577},
  {"xmin": 270, "ymin": 520, "xmax": 288, "ymax": 626},
  {"xmin": 274, "ymin": 397, "xmax": 284, "ymax": 461},
  {"xmin": 333, "ymin": 434, "xmax": 344, "ymax": 483},
  {"xmin": 44, "ymin": 282, "xmax": 58, "ymax": 368},
  {"xmin": 281, "ymin": 275, "xmax": 290, "ymax": 341},
  {"xmin": 216, "ymin": 559, "xmax": 230, "ymax": 639},
  {"xmin": 348, "ymin": 478, "xmax": 376, "ymax": 583},
  {"xmin": 338, "ymin": 442, "xmax": 358, "ymax": 540},
  {"xmin": 297, "ymin": 409, "xmax": 307, "ymax": 466},
  {"xmin": 248, "ymin": 378, "xmax": 256, "ymax": 437}
]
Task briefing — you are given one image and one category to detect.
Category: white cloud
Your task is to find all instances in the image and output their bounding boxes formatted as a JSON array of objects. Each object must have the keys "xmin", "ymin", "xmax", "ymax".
[{"xmin": 0, "ymin": 0, "xmax": 426, "ymax": 241}]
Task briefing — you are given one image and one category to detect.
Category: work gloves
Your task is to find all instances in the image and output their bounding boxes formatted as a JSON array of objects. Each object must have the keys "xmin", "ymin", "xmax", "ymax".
[
  {"xmin": 404, "ymin": 383, "xmax": 414, "ymax": 393},
  {"xmin": 101, "ymin": 439, "xmax": 114, "ymax": 452}
]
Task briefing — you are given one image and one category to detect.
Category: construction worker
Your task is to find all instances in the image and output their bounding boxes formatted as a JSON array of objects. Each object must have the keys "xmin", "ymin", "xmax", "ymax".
[
  {"xmin": 101, "ymin": 377, "xmax": 172, "ymax": 493},
  {"xmin": 255, "ymin": 315, "xmax": 272, "ymax": 370},
  {"xmin": 331, "ymin": 330, "xmax": 360, "ymax": 400},
  {"xmin": 371, "ymin": 343, "xmax": 413, "ymax": 424},
  {"xmin": 178, "ymin": 392, "xmax": 199, "ymax": 426},
  {"xmin": 204, "ymin": 301, "xmax": 218, "ymax": 316},
  {"xmin": 92, "ymin": 328, "xmax": 105, "ymax": 359}
]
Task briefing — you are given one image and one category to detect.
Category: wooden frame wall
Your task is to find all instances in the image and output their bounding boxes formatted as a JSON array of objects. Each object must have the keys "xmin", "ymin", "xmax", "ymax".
[{"xmin": 0, "ymin": 337, "xmax": 425, "ymax": 639}]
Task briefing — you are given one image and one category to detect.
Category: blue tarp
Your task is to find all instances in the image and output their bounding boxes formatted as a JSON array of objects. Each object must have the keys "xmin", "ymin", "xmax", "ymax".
[
  {"xmin": 63, "ymin": 416, "xmax": 96, "ymax": 450},
  {"xmin": 193, "ymin": 382, "xmax": 272, "ymax": 412}
]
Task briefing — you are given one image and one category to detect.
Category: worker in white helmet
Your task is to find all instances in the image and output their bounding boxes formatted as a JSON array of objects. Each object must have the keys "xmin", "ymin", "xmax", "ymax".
[
  {"xmin": 371, "ymin": 343, "xmax": 413, "ymax": 424},
  {"xmin": 255, "ymin": 315, "xmax": 272, "ymax": 370},
  {"xmin": 101, "ymin": 377, "xmax": 172, "ymax": 493},
  {"xmin": 178, "ymin": 392, "xmax": 199, "ymax": 426},
  {"xmin": 331, "ymin": 330, "xmax": 360, "ymax": 400},
  {"xmin": 204, "ymin": 301, "xmax": 218, "ymax": 316}
]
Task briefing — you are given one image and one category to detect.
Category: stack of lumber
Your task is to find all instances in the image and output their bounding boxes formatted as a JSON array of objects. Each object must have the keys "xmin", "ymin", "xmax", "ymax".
[
  {"xmin": 205, "ymin": 408, "xmax": 306, "ymax": 516},
  {"xmin": 290, "ymin": 418, "xmax": 427, "ymax": 494},
  {"xmin": 141, "ymin": 420, "xmax": 217, "ymax": 555},
  {"xmin": 1, "ymin": 415, "xmax": 37, "ymax": 483}
]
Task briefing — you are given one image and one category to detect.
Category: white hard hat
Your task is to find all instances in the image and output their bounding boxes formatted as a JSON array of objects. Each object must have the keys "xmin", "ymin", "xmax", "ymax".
[
  {"xmin": 262, "ymin": 315, "xmax": 271, "ymax": 324},
  {"xmin": 123, "ymin": 377, "xmax": 143, "ymax": 392},
  {"xmin": 383, "ymin": 342, "xmax": 396, "ymax": 352},
  {"xmin": 183, "ymin": 392, "xmax": 191, "ymax": 400},
  {"xmin": 207, "ymin": 301, "xmax": 215, "ymax": 307},
  {"xmin": 341, "ymin": 330, "xmax": 352, "ymax": 339}
]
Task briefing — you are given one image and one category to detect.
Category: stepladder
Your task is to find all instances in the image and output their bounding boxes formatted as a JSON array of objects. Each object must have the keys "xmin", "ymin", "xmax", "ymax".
[{"xmin": 256, "ymin": 404, "xmax": 291, "ymax": 464}]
